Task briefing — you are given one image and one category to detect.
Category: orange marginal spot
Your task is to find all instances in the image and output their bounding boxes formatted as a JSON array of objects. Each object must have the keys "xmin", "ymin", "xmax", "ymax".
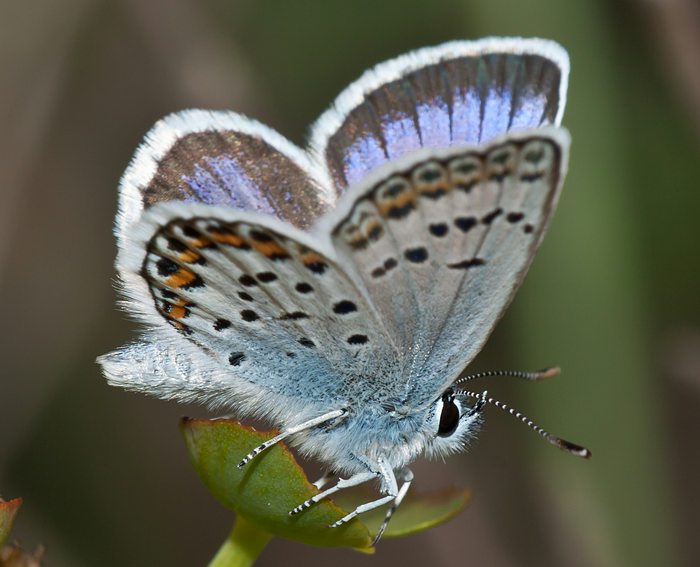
[
  {"xmin": 342, "ymin": 225, "xmax": 368, "ymax": 249},
  {"xmin": 169, "ymin": 297, "xmax": 193, "ymax": 319},
  {"xmin": 251, "ymin": 240, "xmax": 291, "ymax": 260},
  {"xmin": 169, "ymin": 304, "xmax": 188, "ymax": 319},
  {"xmin": 377, "ymin": 192, "xmax": 417, "ymax": 219},
  {"xmin": 159, "ymin": 295, "xmax": 193, "ymax": 320},
  {"xmin": 301, "ymin": 250, "xmax": 325, "ymax": 263},
  {"xmin": 209, "ymin": 229, "xmax": 249, "ymax": 248},
  {"xmin": 178, "ymin": 249, "xmax": 202, "ymax": 263},
  {"xmin": 190, "ymin": 235, "xmax": 214, "ymax": 249},
  {"xmin": 418, "ymin": 180, "xmax": 451, "ymax": 197},
  {"xmin": 165, "ymin": 267, "xmax": 197, "ymax": 289}
]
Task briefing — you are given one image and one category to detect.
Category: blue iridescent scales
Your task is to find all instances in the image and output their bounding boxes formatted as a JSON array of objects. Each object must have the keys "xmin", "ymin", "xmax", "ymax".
[
  {"xmin": 101, "ymin": 38, "xmax": 583, "ymax": 538},
  {"xmin": 315, "ymin": 47, "xmax": 564, "ymax": 190}
]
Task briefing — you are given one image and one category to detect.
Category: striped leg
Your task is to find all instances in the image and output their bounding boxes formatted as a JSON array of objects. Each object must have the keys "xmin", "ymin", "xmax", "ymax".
[
  {"xmin": 289, "ymin": 471, "xmax": 377, "ymax": 516},
  {"xmin": 237, "ymin": 409, "xmax": 346, "ymax": 468},
  {"xmin": 371, "ymin": 468, "xmax": 414, "ymax": 545},
  {"xmin": 330, "ymin": 457, "xmax": 398, "ymax": 528}
]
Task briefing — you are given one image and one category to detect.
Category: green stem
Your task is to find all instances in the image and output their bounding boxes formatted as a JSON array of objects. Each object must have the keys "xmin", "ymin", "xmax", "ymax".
[{"xmin": 208, "ymin": 516, "xmax": 272, "ymax": 567}]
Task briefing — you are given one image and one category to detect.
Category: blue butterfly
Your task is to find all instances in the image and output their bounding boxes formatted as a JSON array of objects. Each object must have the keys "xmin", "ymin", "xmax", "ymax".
[{"xmin": 99, "ymin": 37, "xmax": 589, "ymax": 543}]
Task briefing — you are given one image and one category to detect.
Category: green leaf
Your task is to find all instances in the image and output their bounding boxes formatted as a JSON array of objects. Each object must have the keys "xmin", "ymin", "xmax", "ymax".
[
  {"xmin": 181, "ymin": 418, "xmax": 469, "ymax": 550},
  {"xmin": 0, "ymin": 498, "xmax": 22, "ymax": 548}
]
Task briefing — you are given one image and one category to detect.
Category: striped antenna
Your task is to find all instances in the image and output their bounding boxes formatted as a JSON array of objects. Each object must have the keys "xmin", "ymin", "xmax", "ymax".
[
  {"xmin": 459, "ymin": 389, "xmax": 591, "ymax": 459},
  {"xmin": 453, "ymin": 367, "xmax": 560, "ymax": 387}
]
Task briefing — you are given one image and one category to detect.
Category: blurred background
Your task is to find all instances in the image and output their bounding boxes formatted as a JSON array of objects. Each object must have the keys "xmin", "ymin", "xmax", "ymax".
[{"xmin": 1, "ymin": 0, "xmax": 699, "ymax": 565}]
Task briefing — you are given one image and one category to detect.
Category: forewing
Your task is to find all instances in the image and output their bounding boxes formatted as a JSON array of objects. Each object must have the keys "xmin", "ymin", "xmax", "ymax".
[
  {"xmin": 117, "ymin": 110, "xmax": 334, "ymax": 243},
  {"xmin": 328, "ymin": 128, "xmax": 569, "ymax": 402},
  {"xmin": 311, "ymin": 37, "xmax": 568, "ymax": 193},
  {"xmin": 116, "ymin": 202, "xmax": 397, "ymax": 411}
]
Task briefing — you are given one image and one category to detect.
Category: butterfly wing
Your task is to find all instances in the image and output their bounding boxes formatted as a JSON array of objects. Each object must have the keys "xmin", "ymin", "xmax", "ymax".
[
  {"xmin": 311, "ymin": 37, "xmax": 568, "ymax": 192},
  {"xmin": 105, "ymin": 110, "xmax": 397, "ymax": 417},
  {"xmin": 117, "ymin": 109, "xmax": 335, "ymax": 240},
  {"xmin": 306, "ymin": 38, "xmax": 569, "ymax": 403},
  {"xmin": 103, "ymin": 38, "xmax": 570, "ymax": 416},
  {"xmin": 105, "ymin": 199, "xmax": 398, "ymax": 418},
  {"xmin": 325, "ymin": 128, "xmax": 568, "ymax": 404}
]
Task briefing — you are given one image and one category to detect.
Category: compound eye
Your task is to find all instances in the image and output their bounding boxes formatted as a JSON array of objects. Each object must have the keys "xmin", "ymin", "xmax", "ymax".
[{"xmin": 438, "ymin": 394, "xmax": 460, "ymax": 437}]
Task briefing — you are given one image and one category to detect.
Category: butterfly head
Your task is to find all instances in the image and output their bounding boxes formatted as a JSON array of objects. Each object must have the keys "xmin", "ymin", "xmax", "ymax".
[{"xmin": 422, "ymin": 388, "xmax": 483, "ymax": 460}]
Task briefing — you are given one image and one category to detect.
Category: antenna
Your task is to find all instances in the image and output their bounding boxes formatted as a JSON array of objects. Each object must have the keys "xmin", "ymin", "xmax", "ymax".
[
  {"xmin": 453, "ymin": 366, "xmax": 561, "ymax": 387},
  {"xmin": 458, "ymin": 389, "xmax": 591, "ymax": 459}
]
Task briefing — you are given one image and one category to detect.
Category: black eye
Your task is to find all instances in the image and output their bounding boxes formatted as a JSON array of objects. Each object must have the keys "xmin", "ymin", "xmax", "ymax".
[{"xmin": 438, "ymin": 395, "xmax": 460, "ymax": 437}]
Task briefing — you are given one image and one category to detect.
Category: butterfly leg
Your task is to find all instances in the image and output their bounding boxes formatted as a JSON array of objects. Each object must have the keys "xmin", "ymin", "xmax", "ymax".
[
  {"xmin": 371, "ymin": 468, "xmax": 414, "ymax": 545},
  {"xmin": 329, "ymin": 456, "xmax": 398, "ymax": 528},
  {"xmin": 237, "ymin": 409, "xmax": 346, "ymax": 468},
  {"xmin": 289, "ymin": 471, "xmax": 377, "ymax": 516},
  {"xmin": 312, "ymin": 471, "xmax": 335, "ymax": 490}
]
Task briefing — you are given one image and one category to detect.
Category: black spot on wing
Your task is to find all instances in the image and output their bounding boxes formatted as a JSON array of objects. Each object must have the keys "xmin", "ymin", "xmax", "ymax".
[
  {"xmin": 455, "ymin": 217, "xmax": 477, "ymax": 232},
  {"xmin": 482, "ymin": 208, "xmax": 503, "ymax": 225},
  {"xmin": 429, "ymin": 223, "xmax": 449, "ymax": 237},
  {"xmin": 239, "ymin": 274, "xmax": 257, "ymax": 287},
  {"xmin": 333, "ymin": 300, "xmax": 358, "ymax": 315},
  {"xmin": 387, "ymin": 202, "xmax": 415, "ymax": 219},
  {"xmin": 229, "ymin": 352, "xmax": 246, "ymax": 366},
  {"xmin": 448, "ymin": 258, "xmax": 486, "ymax": 270},
  {"xmin": 241, "ymin": 310, "xmax": 260, "ymax": 322},
  {"xmin": 404, "ymin": 247, "xmax": 429, "ymax": 263},
  {"xmin": 371, "ymin": 257, "xmax": 398, "ymax": 279},
  {"xmin": 167, "ymin": 237, "xmax": 187, "ymax": 252},
  {"xmin": 347, "ymin": 334, "xmax": 369, "ymax": 345},
  {"xmin": 214, "ymin": 318, "xmax": 231, "ymax": 331},
  {"xmin": 295, "ymin": 282, "xmax": 313, "ymax": 294},
  {"xmin": 256, "ymin": 271, "xmax": 278, "ymax": 283},
  {"xmin": 280, "ymin": 311, "xmax": 309, "ymax": 320},
  {"xmin": 156, "ymin": 257, "xmax": 179, "ymax": 277}
]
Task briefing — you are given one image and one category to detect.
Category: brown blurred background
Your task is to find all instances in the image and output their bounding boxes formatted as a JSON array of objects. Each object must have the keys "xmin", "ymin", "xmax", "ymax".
[{"xmin": 1, "ymin": 0, "xmax": 699, "ymax": 565}]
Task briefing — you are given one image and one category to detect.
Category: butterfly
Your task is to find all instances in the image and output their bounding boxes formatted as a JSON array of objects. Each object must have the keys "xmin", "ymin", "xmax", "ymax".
[{"xmin": 99, "ymin": 36, "xmax": 590, "ymax": 542}]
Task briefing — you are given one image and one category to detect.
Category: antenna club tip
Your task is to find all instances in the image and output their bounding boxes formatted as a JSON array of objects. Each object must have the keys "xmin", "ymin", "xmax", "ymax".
[
  {"xmin": 538, "ymin": 367, "xmax": 561, "ymax": 380},
  {"xmin": 554, "ymin": 438, "xmax": 592, "ymax": 459}
]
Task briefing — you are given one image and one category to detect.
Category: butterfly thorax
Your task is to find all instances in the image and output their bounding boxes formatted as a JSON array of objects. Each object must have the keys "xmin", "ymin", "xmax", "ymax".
[{"xmin": 290, "ymin": 401, "xmax": 443, "ymax": 474}]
